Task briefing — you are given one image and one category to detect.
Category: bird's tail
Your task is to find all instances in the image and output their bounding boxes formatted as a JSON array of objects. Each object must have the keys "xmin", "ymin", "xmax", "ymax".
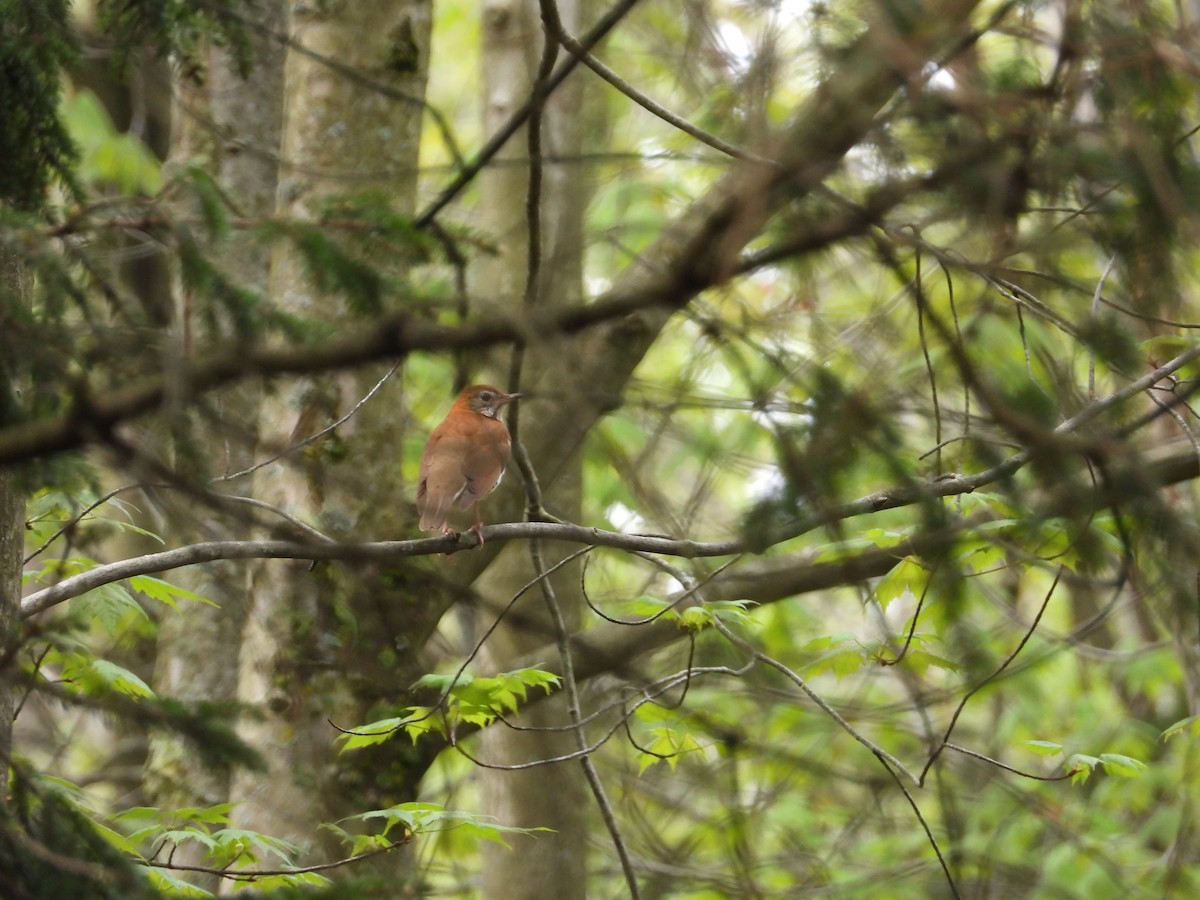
[{"xmin": 418, "ymin": 495, "xmax": 449, "ymax": 532}]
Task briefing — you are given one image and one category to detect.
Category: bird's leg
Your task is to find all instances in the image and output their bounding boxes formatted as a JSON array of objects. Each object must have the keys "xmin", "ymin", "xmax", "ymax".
[{"xmin": 468, "ymin": 503, "xmax": 485, "ymax": 546}]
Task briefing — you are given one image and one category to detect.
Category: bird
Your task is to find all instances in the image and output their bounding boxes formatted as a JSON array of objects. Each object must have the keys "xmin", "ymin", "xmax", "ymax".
[{"xmin": 417, "ymin": 384, "xmax": 520, "ymax": 545}]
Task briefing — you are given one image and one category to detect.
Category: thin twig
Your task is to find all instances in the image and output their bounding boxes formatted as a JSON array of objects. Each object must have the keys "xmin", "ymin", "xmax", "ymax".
[
  {"xmin": 919, "ymin": 567, "xmax": 1064, "ymax": 783},
  {"xmin": 542, "ymin": 11, "xmax": 774, "ymax": 166},
  {"xmin": 24, "ymin": 483, "xmax": 159, "ymax": 564},
  {"xmin": 711, "ymin": 619, "xmax": 919, "ymax": 784},
  {"xmin": 710, "ymin": 619, "xmax": 959, "ymax": 896},
  {"xmin": 878, "ymin": 566, "xmax": 936, "ymax": 667},
  {"xmin": 876, "ymin": 756, "xmax": 963, "ymax": 899},
  {"xmin": 529, "ymin": 532, "xmax": 641, "ymax": 898},
  {"xmin": 944, "ymin": 742, "xmax": 1076, "ymax": 781},
  {"xmin": 1088, "ymin": 257, "xmax": 1116, "ymax": 399},
  {"xmin": 516, "ymin": 11, "xmax": 641, "ymax": 864},
  {"xmin": 139, "ymin": 840, "xmax": 402, "ymax": 881},
  {"xmin": 213, "ymin": 361, "xmax": 401, "ymax": 483},
  {"xmin": 912, "ymin": 240, "xmax": 943, "ymax": 472},
  {"xmin": 415, "ymin": 0, "xmax": 644, "ymax": 227},
  {"xmin": 329, "ymin": 547, "xmax": 593, "ymax": 738}
]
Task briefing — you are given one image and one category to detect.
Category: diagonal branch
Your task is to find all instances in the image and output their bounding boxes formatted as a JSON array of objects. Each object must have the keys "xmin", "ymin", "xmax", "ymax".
[
  {"xmin": 2, "ymin": 0, "xmax": 995, "ymax": 472},
  {"xmin": 0, "ymin": 287, "xmax": 679, "ymax": 467},
  {"xmin": 492, "ymin": 0, "xmax": 989, "ymax": 510}
]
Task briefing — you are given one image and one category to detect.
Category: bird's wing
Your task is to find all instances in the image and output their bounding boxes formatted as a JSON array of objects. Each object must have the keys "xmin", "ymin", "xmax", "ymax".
[{"xmin": 418, "ymin": 428, "xmax": 471, "ymax": 530}]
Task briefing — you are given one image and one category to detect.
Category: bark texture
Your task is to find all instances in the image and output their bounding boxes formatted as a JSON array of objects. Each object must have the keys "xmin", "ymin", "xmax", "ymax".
[
  {"xmin": 0, "ymin": 249, "xmax": 30, "ymax": 791},
  {"xmin": 474, "ymin": 2, "xmax": 591, "ymax": 897},
  {"xmin": 144, "ymin": 3, "xmax": 287, "ymax": 889},
  {"xmin": 227, "ymin": 0, "xmax": 435, "ymax": 878}
]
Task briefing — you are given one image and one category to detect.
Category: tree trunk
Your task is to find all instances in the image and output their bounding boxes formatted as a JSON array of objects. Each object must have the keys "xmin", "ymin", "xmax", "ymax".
[
  {"xmin": 143, "ymin": 2, "xmax": 287, "ymax": 890},
  {"xmin": 0, "ymin": 476, "xmax": 16, "ymax": 780},
  {"xmin": 0, "ymin": 238, "xmax": 35, "ymax": 798},
  {"xmin": 0, "ymin": 255, "xmax": 23, "ymax": 790},
  {"xmin": 474, "ymin": 2, "xmax": 592, "ymax": 897},
  {"xmin": 227, "ymin": 0, "xmax": 434, "ymax": 879}
]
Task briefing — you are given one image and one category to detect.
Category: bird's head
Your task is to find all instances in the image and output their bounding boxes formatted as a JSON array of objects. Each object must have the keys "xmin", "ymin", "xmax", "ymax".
[{"xmin": 458, "ymin": 384, "xmax": 521, "ymax": 419}]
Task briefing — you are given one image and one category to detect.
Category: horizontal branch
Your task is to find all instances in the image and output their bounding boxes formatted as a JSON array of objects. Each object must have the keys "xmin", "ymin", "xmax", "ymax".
[
  {"xmin": 21, "ymin": 436, "xmax": 1200, "ymax": 620},
  {"xmin": 530, "ymin": 533, "xmax": 960, "ymax": 686},
  {"xmin": 19, "ymin": 516, "xmax": 792, "ymax": 619}
]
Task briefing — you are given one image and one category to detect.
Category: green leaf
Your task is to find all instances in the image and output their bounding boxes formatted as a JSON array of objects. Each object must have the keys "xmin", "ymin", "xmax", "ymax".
[
  {"xmin": 1161, "ymin": 715, "xmax": 1200, "ymax": 741},
  {"xmin": 412, "ymin": 671, "xmax": 462, "ymax": 692},
  {"xmin": 1098, "ymin": 753, "xmax": 1148, "ymax": 778},
  {"xmin": 70, "ymin": 579, "xmax": 148, "ymax": 634},
  {"xmin": 622, "ymin": 595, "xmax": 675, "ymax": 619},
  {"xmin": 62, "ymin": 89, "xmax": 162, "ymax": 194},
  {"xmin": 873, "ymin": 555, "xmax": 929, "ymax": 612},
  {"xmin": 249, "ymin": 872, "xmax": 333, "ymax": 892},
  {"xmin": 953, "ymin": 491, "xmax": 1023, "ymax": 518},
  {"xmin": 174, "ymin": 803, "xmax": 237, "ymax": 826},
  {"xmin": 1022, "ymin": 740, "xmax": 1064, "ymax": 756},
  {"xmin": 678, "ymin": 606, "xmax": 715, "ymax": 630},
  {"xmin": 130, "ymin": 575, "xmax": 219, "ymax": 609},
  {"xmin": 340, "ymin": 802, "xmax": 552, "ymax": 848},
  {"xmin": 798, "ymin": 633, "xmax": 855, "ymax": 654},
  {"xmin": 1067, "ymin": 753, "xmax": 1099, "ymax": 784},
  {"xmin": 504, "ymin": 667, "xmax": 561, "ymax": 692},
  {"xmin": 146, "ymin": 868, "xmax": 214, "ymax": 897},
  {"xmin": 206, "ymin": 828, "xmax": 300, "ymax": 867},
  {"xmin": 89, "ymin": 659, "xmax": 154, "ymax": 698},
  {"xmin": 804, "ymin": 647, "xmax": 865, "ymax": 679},
  {"xmin": 89, "ymin": 819, "xmax": 143, "ymax": 856},
  {"xmin": 400, "ymin": 666, "xmax": 564, "ymax": 734},
  {"xmin": 707, "ymin": 599, "xmax": 757, "ymax": 627},
  {"xmin": 637, "ymin": 726, "xmax": 709, "ymax": 773},
  {"xmin": 50, "ymin": 650, "xmax": 154, "ymax": 698},
  {"xmin": 98, "ymin": 518, "xmax": 164, "ymax": 545},
  {"xmin": 111, "ymin": 806, "xmax": 162, "ymax": 824},
  {"xmin": 159, "ymin": 828, "xmax": 217, "ymax": 852},
  {"xmin": 337, "ymin": 717, "xmax": 406, "ymax": 752},
  {"xmin": 956, "ymin": 538, "xmax": 1007, "ymax": 573},
  {"xmin": 633, "ymin": 703, "xmax": 677, "ymax": 724},
  {"xmin": 901, "ymin": 649, "xmax": 960, "ymax": 675}
]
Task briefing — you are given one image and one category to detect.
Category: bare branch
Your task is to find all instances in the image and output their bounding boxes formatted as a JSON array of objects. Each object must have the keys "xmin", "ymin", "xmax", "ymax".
[
  {"xmin": 919, "ymin": 567, "xmax": 1064, "ymax": 783},
  {"xmin": 21, "ymin": 430, "xmax": 1200, "ymax": 621}
]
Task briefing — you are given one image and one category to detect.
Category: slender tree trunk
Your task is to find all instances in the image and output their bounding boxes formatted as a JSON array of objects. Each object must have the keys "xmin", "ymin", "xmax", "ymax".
[
  {"xmin": 143, "ymin": 3, "xmax": 287, "ymax": 889},
  {"xmin": 227, "ymin": 0, "xmax": 434, "ymax": 878},
  {"xmin": 0, "ymin": 250, "xmax": 30, "ymax": 794},
  {"xmin": 0, "ymin": 473, "xmax": 17, "ymax": 790},
  {"xmin": 475, "ymin": 2, "xmax": 592, "ymax": 897},
  {"xmin": 0, "ymin": 324, "xmax": 19, "ymax": 793}
]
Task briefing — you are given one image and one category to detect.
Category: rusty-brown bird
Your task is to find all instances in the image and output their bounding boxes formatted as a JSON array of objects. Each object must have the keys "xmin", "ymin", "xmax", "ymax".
[{"xmin": 417, "ymin": 384, "xmax": 520, "ymax": 544}]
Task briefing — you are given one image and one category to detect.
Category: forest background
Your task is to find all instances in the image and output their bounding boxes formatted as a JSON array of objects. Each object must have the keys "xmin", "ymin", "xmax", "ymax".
[{"xmin": 2, "ymin": 0, "xmax": 1200, "ymax": 897}]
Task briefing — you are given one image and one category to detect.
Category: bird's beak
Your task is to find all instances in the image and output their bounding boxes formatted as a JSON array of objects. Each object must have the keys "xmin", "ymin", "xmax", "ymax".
[{"xmin": 499, "ymin": 392, "xmax": 521, "ymax": 406}]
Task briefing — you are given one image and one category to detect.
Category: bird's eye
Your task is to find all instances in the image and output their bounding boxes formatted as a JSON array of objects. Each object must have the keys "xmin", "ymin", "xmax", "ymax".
[{"xmin": 479, "ymin": 391, "xmax": 494, "ymax": 402}]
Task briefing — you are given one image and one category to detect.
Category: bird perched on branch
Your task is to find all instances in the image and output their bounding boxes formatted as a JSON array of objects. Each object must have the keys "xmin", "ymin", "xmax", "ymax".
[{"xmin": 417, "ymin": 384, "xmax": 520, "ymax": 545}]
